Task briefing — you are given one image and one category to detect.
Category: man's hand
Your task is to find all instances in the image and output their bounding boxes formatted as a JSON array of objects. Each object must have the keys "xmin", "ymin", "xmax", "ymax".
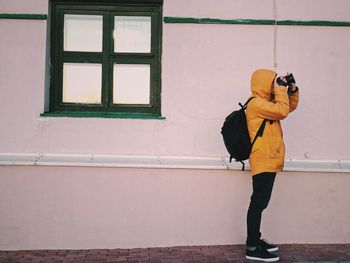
[
  {"xmin": 274, "ymin": 74, "xmax": 288, "ymax": 87},
  {"xmin": 275, "ymin": 73, "xmax": 297, "ymax": 90},
  {"xmin": 289, "ymin": 82, "xmax": 297, "ymax": 91}
]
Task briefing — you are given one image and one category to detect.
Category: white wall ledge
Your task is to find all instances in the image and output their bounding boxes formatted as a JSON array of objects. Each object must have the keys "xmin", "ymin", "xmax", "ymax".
[{"xmin": 0, "ymin": 153, "xmax": 350, "ymax": 173}]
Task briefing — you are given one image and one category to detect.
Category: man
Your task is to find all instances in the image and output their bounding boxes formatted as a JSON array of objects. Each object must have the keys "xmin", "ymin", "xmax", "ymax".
[{"xmin": 245, "ymin": 69, "xmax": 299, "ymax": 261}]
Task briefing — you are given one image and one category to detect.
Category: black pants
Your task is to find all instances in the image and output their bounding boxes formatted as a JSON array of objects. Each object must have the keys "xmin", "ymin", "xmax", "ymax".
[{"xmin": 246, "ymin": 172, "xmax": 276, "ymax": 246}]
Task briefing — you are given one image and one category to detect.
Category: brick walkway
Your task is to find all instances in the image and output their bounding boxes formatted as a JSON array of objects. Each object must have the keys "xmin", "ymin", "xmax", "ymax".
[{"xmin": 1, "ymin": 244, "xmax": 349, "ymax": 263}]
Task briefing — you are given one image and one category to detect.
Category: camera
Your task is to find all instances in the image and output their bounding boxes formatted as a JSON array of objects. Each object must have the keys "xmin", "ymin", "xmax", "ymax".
[
  {"xmin": 286, "ymin": 73, "xmax": 296, "ymax": 86},
  {"xmin": 276, "ymin": 73, "xmax": 296, "ymax": 87}
]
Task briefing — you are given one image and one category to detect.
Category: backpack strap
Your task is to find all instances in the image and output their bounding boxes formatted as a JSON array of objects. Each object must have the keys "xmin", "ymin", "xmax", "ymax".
[
  {"xmin": 240, "ymin": 96, "xmax": 269, "ymax": 151},
  {"xmin": 239, "ymin": 96, "xmax": 255, "ymax": 109},
  {"xmin": 251, "ymin": 119, "xmax": 268, "ymax": 148},
  {"xmin": 238, "ymin": 119, "xmax": 268, "ymax": 171},
  {"xmin": 242, "ymin": 96, "xmax": 269, "ymax": 147},
  {"xmin": 236, "ymin": 97, "xmax": 269, "ymax": 171},
  {"xmin": 239, "ymin": 161, "xmax": 246, "ymax": 171}
]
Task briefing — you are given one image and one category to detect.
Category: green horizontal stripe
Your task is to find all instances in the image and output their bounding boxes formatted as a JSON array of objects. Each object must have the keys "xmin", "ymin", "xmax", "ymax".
[
  {"xmin": 164, "ymin": 17, "xmax": 350, "ymax": 27},
  {"xmin": 40, "ymin": 112, "xmax": 166, "ymax": 120},
  {"xmin": 0, "ymin": 14, "xmax": 48, "ymax": 20},
  {"xmin": 278, "ymin": 19, "xmax": 350, "ymax": 27},
  {"xmin": 164, "ymin": 17, "xmax": 275, "ymax": 25}
]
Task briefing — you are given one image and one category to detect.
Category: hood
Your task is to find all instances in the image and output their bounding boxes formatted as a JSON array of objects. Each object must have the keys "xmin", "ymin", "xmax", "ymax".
[{"xmin": 251, "ymin": 69, "xmax": 276, "ymax": 99}]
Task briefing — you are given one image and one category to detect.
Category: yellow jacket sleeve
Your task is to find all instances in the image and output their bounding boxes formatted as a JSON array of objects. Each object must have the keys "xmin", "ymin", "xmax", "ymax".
[
  {"xmin": 251, "ymin": 86, "xmax": 290, "ymax": 120},
  {"xmin": 288, "ymin": 89, "xmax": 299, "ymax": 113}
]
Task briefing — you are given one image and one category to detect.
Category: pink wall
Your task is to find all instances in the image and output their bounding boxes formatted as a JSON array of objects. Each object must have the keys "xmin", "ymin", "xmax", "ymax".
[
  {"xmin": 0, "ymin": 0, "xmax": 48, "ymax": 14},
  {"xmin": 1, "ymin": 1, "xmax": 350, "ymax": 159},
  {"xmin": 1, "ymin": 0, "xmax": 350, "ymax": 249},
  {"xmin": 0, "ymin": 166, "xmax": 349, "ymax": 250},
  {"xmin": 0, "ymin": 0, "xmax": 350, "ymax": 160},
  {"xmin": 164, "ymin": 0, "xmax": 350, "ymax": 21}
]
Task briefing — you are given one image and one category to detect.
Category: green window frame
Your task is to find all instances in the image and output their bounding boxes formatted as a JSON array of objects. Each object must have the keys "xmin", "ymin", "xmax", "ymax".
[{"xmin": 48, "ymin": 0, "xmax": 163, "ymax": 118}]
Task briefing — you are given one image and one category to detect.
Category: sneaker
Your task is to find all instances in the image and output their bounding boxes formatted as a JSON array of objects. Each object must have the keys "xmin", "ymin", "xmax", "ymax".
[
  {"xmin": 259, "ymin": 239, "xmax": 279, "ymax": 252},
  {"xmin": 246, "ymin": 245, "xmax": 280, "ymax": 262}
]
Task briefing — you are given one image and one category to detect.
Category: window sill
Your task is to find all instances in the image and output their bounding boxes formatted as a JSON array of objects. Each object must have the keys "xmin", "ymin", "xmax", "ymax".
[{"xmin": 40, "ymin": 112, "xmax": 166, "ymax": 120}]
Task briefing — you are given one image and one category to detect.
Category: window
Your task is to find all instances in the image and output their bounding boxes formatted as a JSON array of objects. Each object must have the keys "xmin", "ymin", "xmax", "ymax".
[{"xmin": 48, "ymin": 0, "xmax": 163, "ymax": 117}]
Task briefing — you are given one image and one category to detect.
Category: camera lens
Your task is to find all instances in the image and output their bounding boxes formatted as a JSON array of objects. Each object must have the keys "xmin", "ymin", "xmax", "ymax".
[{"xmin": 286, "ymin": 73, "xmax": 295, "ymax": 85}]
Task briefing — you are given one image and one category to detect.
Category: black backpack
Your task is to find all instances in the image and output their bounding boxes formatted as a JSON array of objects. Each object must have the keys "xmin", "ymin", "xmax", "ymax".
[{"xmin": 221, "ymin": 97, "xmax": 267, "ymax": 170}]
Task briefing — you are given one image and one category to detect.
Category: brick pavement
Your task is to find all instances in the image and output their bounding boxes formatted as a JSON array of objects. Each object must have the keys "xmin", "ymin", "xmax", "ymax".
[{"xmin": 0, "ymin": 244, "xmax": 349, "ymax": 263}]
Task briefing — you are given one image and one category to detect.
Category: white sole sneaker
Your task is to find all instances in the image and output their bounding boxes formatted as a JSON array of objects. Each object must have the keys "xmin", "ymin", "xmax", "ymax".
[
  {"xmin": 246, "ymin": 255, "xmax": 280, "ymax": 262},
  {"xmin": 267, "ymin": 247, "xmax": 279, "ymax": 253}
]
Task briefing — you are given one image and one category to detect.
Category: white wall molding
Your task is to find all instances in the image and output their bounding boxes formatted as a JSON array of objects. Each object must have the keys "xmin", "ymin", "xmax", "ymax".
[{"xmin": 0, "ymin": 153, "xmax": 349, "ymax": 173}]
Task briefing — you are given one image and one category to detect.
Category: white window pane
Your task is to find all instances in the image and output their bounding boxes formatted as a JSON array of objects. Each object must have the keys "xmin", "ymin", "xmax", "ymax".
[
  {"xmin": 64, "ymin": 15, "xmax": 103, "ymax": 52},
  {"xmin": 114, "ymin": 16, "xmax": 151, "ymax": 53},
  {"xmin": 63, "ymin": 63, "xmax": 102, "ymax": 104},
  {"xmin": 113, "ymin": 64, "xmax": 150, "ymax": 104}
]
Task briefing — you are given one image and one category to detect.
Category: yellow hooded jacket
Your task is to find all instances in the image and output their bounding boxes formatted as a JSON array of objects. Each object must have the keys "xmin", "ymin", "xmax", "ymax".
[{"xmin": 246, "ymin": 69, "xmax": 299, "ymax": 176}]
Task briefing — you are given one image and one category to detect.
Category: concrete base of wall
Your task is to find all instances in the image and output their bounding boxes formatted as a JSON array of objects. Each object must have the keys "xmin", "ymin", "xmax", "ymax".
[{"xmin": 0, "ymin": 166, "xmax": 349, "ymax": 250}]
